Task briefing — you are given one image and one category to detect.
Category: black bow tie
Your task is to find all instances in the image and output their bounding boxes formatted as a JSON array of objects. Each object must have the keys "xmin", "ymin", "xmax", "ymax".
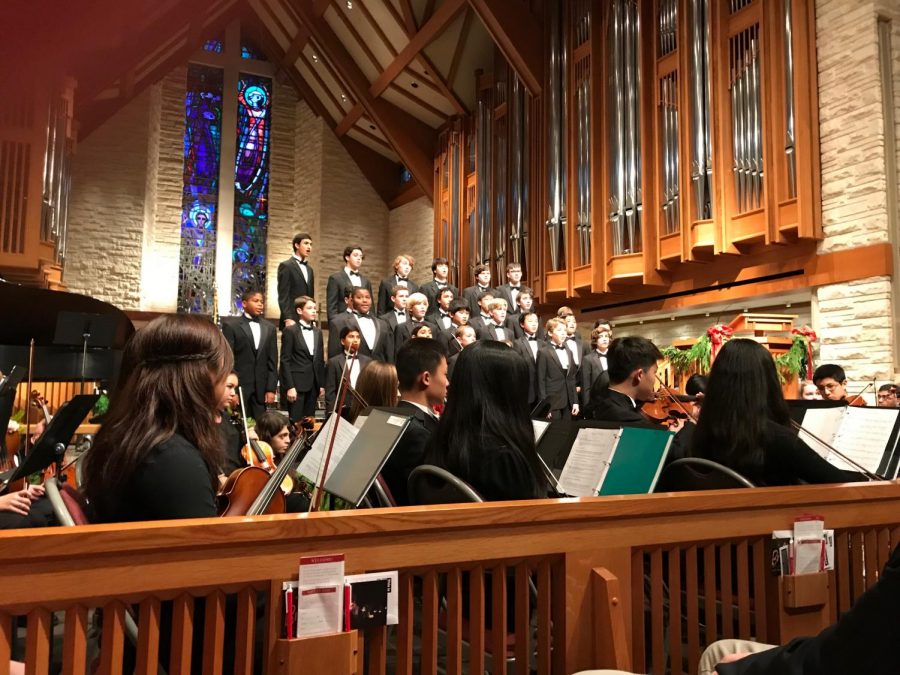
[
  {"xmin": 349, "ymin": 270, "xmax": 360, "ymax": 277},
  {"xmin": 436, "ymin": 282, "xmax": 446, "ymax": 288},
  {"xmin": 440, "ymin": 312, "xmax": 451, "ymax": 318},
  {"xmin": 247, "ymin": 316, "xmax": 260, "ymax": 323},
  {"xmin": 553, "ymin": 344, "xmax": 567, "ymax": 351},
  {"xmin": 354, "ymin": 311, "xmax": 370, "ymax": 319},
  {"xmin": 527, "ymin": 336, "xmax": 537, "ymax": 341},
  {"xmin": 397, "ymin": 276, "xmax": 408, "ymax": 282},
  {"xmin": 510, "ymin": 286, "xmax": 520, "ymax": 290},
  {"xmin": 396, "ymin": 310, "xmax": 405, "ymax": 315},
  {"xmin": 299, "ymin": 324, "xmax": 314, "ymax": 331},
  {"xmin": 297, "ymin": 259, "xmax": 308, "ymax": 265},
  {"xmin": 477, "ymin": 285, "xmax": 489, "ymax": 291}
]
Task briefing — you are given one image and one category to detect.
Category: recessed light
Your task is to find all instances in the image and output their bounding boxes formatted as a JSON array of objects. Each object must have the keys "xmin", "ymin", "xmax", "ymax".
[
  {"xmin": 341, "ymin": 94, "xmax": 347, "ymax": 101},
  {"xmin": 369, "ymin": 125, "xmax": 376, "ymax": 130},
  {"xmin": 312, "ymin": 54, "xmax": 318, "ymax": 62},
  {"xmin": 347, "ymin": 1, "xmax": 353, "ymax": 8},
  {"xmin": 410, "ymin": 81, "xmax": 419, "ymax": 88}
]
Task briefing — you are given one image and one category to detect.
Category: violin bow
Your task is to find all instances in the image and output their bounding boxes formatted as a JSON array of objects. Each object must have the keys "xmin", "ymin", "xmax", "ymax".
[
  {"xmin": 847, "ymin": 382, "xmax": 874, "ymax": 406},
  {"xmin": 653, "ymin": 374, "xmax": 696, "ymax": 421},
  {"xmin": 790, "ymin": 420, "xmax": 884, "ymax": 481}
]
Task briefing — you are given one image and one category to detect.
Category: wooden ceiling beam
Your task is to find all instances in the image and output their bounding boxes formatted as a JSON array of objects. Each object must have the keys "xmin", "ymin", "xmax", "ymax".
[
  {"xmin": 360, "ymin": 0, "xmax": 466, "ymax": 115},
  {"xmin": 291, "ymin": 0, "xmax": 435, "ymax": 201},
  {"xmin": 367, "ymin": 0, "xmax": 465, "ymax": 100},
  {"xmin": 398, "ymin": 0, "xmax": 417, "ymax": 32},
  {"xmin": 447, "ymin": 7, "xmax": 473, "ymax": 88},
  {"xmin": 467, "ymin": 0, "xmax": 543, "ymax": 96},
  {"xmin": 335, "ymin": 102, "xmax": 364, "ymax": 137},
  {"xmin": 78, "ymin": 1, "xmax": 243, "ymax": 139}
]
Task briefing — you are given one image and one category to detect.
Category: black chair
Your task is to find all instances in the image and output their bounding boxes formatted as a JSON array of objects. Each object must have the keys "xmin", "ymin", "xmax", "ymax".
[
  {"xmin": 655, "ymin": 458, "xmax": 755, "ymax": 492},
  {"xmin": 407, "ymin": 465, "xmax": 483, "ymax": 505}
]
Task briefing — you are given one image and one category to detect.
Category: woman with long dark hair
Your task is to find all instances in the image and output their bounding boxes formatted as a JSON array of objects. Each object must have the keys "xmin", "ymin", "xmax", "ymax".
[
  {"xmin": 690, "ymin": 339, "xmax": 864, "ymax": 486},
  {"xmin": 426, "ymin": 340, "xmax": 545, "ymax": 500},
  {"xmin": 82, "ymin": 315, "xmax": 234, "ymax": 522}
]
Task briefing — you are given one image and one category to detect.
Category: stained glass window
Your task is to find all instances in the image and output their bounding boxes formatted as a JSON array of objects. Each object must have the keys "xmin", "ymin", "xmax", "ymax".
[
  {"xmin": 203, "ymin": 39, "xmax": 224, "ymax": 53},
  {"xmin": 177, "ymin": 64, "xmax": 223, "ymax": 314},
  {"xmin": 231, "ymin": 74, "xmax": 272, "ymax": 314}
]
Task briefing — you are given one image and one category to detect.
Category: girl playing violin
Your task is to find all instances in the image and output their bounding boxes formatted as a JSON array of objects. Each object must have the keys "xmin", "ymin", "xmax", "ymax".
[{"xmin": 82, "ymin": 315, "xmax": 233, "ymax": 522}]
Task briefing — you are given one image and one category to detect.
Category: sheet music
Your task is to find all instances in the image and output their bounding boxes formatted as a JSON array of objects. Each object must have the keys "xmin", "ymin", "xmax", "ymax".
[
  {"xmin": 558, "ymin": 428, "xmax": 621, "ymax": 497},
  {"xmin": 298, "ymin": 414, "xmax": 359, "ymax": 484},
  {"xmin": 830, "ymin": 407, "xmax": 899, "ymax": 474},
  {"xmin": 798, "ymin": 408, "xmax": 845, "ymax": 459}
]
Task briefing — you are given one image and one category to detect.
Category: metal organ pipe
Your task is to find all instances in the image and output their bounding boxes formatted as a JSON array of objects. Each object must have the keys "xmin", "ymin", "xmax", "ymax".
[{"xmin": 546, "ymin": 0, "xmax": 565, "ymax": 270}]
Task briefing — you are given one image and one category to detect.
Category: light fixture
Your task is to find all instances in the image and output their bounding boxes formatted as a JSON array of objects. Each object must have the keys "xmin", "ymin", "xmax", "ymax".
[
  {"xmin": 312, "ymin": 54, "xmax": 318, "ymax": 63},
  {"xmin": 341, "ymin": 93, "xmax": 347, "ymax": 101},
  {"xmin": 347, "ymin": 1, "xmax": 352, "ymax": 8}
]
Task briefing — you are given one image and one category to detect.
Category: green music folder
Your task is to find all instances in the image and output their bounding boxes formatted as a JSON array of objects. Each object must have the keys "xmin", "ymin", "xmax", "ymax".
[{"xmin": 598, "ymin": 426, "xmax": 673, "ymax": 496}]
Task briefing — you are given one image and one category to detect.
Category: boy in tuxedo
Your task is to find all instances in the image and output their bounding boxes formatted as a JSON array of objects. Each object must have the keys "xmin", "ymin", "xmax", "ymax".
[
  {"xmin": 513, "ymin": 311, "xmax": 542, "ymax": 408},
  {"xmin": 427, "ymin": 287, "xmax": 456, "ymax": 336},
  {"xmin": 393, "ymin": 292, "xmax": 439, "ymax": 358},
  {"xmin": 462, "ymin": 264, "xmax": 494, "ymax": 314},
  {"xmin": 377, "ymin": 253, "xmax": 418, "ymax": 316},
  {"xmin": 325, "ymin": 245, "xmax": 373, "ymax": 324},
  {"xmin": 581, "ymin": 322, "xmax": 612, "ymax": 407},
  {"xmin": 327, "ymin": 287, "xmax": 393, "ymax": 362},
  {"xmin": 379, "ymin": 285, "xmax": 409, "ymax": 331},
  {"xmin": 467, "ymin": 290, "xmax": 495, "ymax": 332},
  {"xmin": 384, "ymin": 338, "xmax": 449, "ymax": 505},
  {"xmin": 446, "ymin": 325, "xmax": 477, "ymax": 380},
  {"xmin": 324, "ymin": 327, "xmax": 371, "ymax": 414},
  {"xmin": 536, "ymin": 318, "xmax": 579, "ymax": 420},
  {"xmin": 493, "ymin": 263, "xmax": 524, "ymax": 318},
  {"xmin": 280, "ymin": 296, "xmax": 326, "ymax": 421},
  {"xmin": 512, "ymin": 288, "xmax": 544, "ymax": 338},
  {"xmin": 420, "ymin": 257, "xmax": 459, "ymax": 309},
  {"xmin": 476, "ymin": 298, "xmax": 512, "ymax": 342},
  {"xmin": 276, "ymin": 232, "xmax": 314, "ymax": 329},
  {"xmin": 445, "ymin": 300, "xmax": 471, "ymax": 355},
  {"xmin": 221, "ymin": 289, "xmax": 278, "ymax": 419}
]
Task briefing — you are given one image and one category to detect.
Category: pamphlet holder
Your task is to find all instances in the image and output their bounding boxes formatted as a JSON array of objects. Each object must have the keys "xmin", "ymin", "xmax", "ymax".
[
  {"xmin": 767, "ymin": 570, "xmax": 834, "ymax": 644},
  {"xmin": 272, "ymin": 631, "xmax": 359, "ymax": 675}
]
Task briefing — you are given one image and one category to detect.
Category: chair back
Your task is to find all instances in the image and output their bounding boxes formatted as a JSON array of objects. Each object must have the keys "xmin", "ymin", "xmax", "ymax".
[
  {"xmin": 43, "ymin": 478, "xmax": 90, "ymax": 526},
  {"xmin": 370, "ymin": 475, "xmax": 397, "ymax": 508},
  {"xmin": 655, "ymin": 457, "xmax": 755, "ymax": 492},
  {"xmin": 408, "ymin": 465, "xmax": 483, "ymax": 505},
  {"xmin": 61, "ymin": 483, "xmax": 91, "ymax": 525}
]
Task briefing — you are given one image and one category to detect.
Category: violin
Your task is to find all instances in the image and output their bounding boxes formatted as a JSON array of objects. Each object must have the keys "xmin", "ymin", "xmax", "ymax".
[
  {"xmin": 641, "ymin": 378, "xmax": 701, "ymax": 429},
  {"xmin": 218, "ymin": 416, "xmax": 316, "ymax": 517},
  {"xmin": 235, "ymin": 386, "xmax": 292, "ymax": 494}
]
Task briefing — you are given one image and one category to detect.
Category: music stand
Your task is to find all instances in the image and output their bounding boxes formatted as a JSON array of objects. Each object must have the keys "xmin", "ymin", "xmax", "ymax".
[
  {"xmin": 323, "ymin": 408, "xmax": 412, "ymax": 506},
  {"xmin": 53, "ymin": 312, "xmax": 119, "ymax": 393},
  {"xmin": 1, "ymin": 394, "xmax": 98, "ymax": 493}
]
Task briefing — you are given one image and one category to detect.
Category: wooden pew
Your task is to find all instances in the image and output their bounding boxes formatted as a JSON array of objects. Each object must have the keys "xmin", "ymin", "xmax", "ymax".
[{"xmin": 0, "ymin": 481, "xmax": 898, "ymax": 675}]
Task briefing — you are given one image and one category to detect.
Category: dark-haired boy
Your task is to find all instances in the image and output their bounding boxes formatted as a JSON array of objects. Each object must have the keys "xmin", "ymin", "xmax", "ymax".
[
  {"xmin": 427, "ymin": 287, "xmax": 456, "ymax": 333},
  {"xmin": 445, "ymin": 300, "xmax": 471, "ymax": 355},
  {"xmin": 384, "ymin": 338, "xmax": 448, "ymax": 505},
  {"xmin": 379, "ymin": 285, "xmax": 410, "ymax": 331},
  {"xmin": 327, "ymin": 287, "xmax": 393, "ymax": 362},
  {"xmin": 325, "ymin": 245, "xmax": 373, "ymax": 324},
  {"xmin": 324, "ymin": 327, "xmax": 371, "ymax": 413},
  {"xmin": 813, "ymin": 363, "xmax": 849, "ymax": 402},
  {"xmin": 513, "ymin": 311, "xmax": 542, "ymax": 408},
  {"xmin": 221, "ymin": 289, "xmax": 278, "ymax": 418},
  {"xmin": 493, "ymin": 262, "xmax": 524, "ymax": 318},
  {"xmin": 581, "ymin": 323, "xmax": 612, "ymax": 407},
  {"xmin": 280, "ymin": 296, "xmax": 325, "ymax": 421},
  {"xmin": 276, "ymin": 232, "xmax": 315, "ymax": 328},
  {"xmin": 420, "ymin": 257, "xmax": 459, "ymax": 309},
  {"xmin": 462, "ymin": 263, "xmax": 494, "ymax": 314}
]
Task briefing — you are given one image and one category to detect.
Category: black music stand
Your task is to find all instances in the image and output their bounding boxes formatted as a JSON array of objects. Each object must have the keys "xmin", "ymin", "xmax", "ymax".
[
  {"xmin": 53, "ymin": 312, "xmax": 118, "ymax": 394},
  {"xmin": 0, "ymin": 394, "xmax": 98, "ymax": 493},
  {"xmin": 0, "ymin": 366, "xmax": 26, "ymax": 460}
]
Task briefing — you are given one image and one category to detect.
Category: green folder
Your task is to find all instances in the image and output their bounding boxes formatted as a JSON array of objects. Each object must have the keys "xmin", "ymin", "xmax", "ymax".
[{"xmin": 598, "ymin": 426, "xmax": 674, "ymax": 496}]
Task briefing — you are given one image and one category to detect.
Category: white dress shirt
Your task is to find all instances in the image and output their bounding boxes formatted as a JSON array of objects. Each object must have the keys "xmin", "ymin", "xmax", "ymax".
[
  {"xmin": 244, "ymin": 313, "xmax": 261, "ymax": 349},
  {"xmin": 356, "ymin": 314, "xmax": 377, "ymax": 350},
  {"xmin": 298, "ymin": 320, "xmax": 315, "ymax": 355},
  {"xmin": 293, "ymin": 254, "xmax": 309, "ymax": 283}
]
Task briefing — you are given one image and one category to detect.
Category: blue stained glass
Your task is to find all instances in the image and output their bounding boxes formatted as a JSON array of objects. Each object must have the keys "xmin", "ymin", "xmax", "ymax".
[
  {"xmin": 204, "ymin": 39, "xmax": 224, "ymax": 53},
  {"xmin": 178, "ymin": 64, "xmax": 223, "ymax": 314},
  {"xmin": 231, "ymin": 74, "xmax": 272, "ymax": 314}
]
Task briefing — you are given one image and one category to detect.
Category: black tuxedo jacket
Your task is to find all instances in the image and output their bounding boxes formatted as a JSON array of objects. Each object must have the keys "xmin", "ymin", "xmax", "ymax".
[
  {"xmin": 379, "ymin": 309, "xmax": 408, "ymax": 332},
  {"xmin": 476, "ymin": 323, "xmax": 514, "ymax": 343},
  {"xmin": 276, "ymin": 257, "xmax": 315, "ymax": 324},
  {"xmin": 327, "ymin": 312, "xmax": 393, "ymax": 362},
  {"xmin": 325, "ymin": 270, "xmax": 373, "ymax": 324},
  {"xmin": 221, "ymin": 316, "xmax": 278, "ymax": 401},
  {"xmin": 580, "ymin": 351, "xmax": 609, "ymax": 406},
  {"xmin": 536, "ymin": 343, "xmax": 578, "ymax": 411},
  {"xmin": 584, "ymin": 386, "xmax": 645, "ymax": 424},
  {"xmin": 324, "ymin": 353, "xmax": 372, "ymax": 413},
  {"xmin": 393, "ymin": 319, "xmax": 441, "ymax": 359},
  {"xmin": 513, "ymin": 335, "xmax": 541, "ymax": 404},
  {"xmin": 381, "ymin": 400, "xmax": 439, "ymax": 506},
  {"xmin": 376, "ymin": 276, "xmax": 418, "ymax": 316},
  {"xmin": 461, "ymin": 285, "xmax": 494, "ymax": 314},
  {"xmin": 420, "ymin": 280, "xmax": 459, "ymax": 309},
  {"xmin": 279, "ymin": 323, "xmax": 326, "ymax": 393}
]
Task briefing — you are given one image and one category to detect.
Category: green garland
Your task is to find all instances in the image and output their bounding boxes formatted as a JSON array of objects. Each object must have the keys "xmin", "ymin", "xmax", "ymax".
[
  {"xmin": 662, "ymin": 332, "xmax": 811, "ymax": 383},
  {"xmin": 661, "ymin": 334, "xmax": 713, "ymax": 377}
]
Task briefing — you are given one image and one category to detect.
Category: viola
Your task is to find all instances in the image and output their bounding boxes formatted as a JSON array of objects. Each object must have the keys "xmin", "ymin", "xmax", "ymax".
[{"xmin": 233, "ymin": 386, "xmax": 293, "ymax": 494}]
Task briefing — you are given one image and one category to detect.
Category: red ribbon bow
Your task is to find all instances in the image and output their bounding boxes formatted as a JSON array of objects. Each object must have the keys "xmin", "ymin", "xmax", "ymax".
[
  {"xmin": 706, "ymin": 325, "xmax": 733, "ymax": 364},
  {"xmin": 791, "ymin": 326, "xmax": 818, "ymax": 379}
]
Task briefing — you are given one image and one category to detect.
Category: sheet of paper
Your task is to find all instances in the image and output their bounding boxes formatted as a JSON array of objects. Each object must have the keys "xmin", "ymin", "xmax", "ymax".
[
  {"xmin": 797, "ymin": 407, "xmax": 845, "ymax": 459},
  {"xmin": 298, "ymin": 414, "xmax": 359, "ymax": 484},
  {"xmin": 558, "ymin": 428, "xmax": 621, "ymax": 497},
  {"xmin": 344, "ymin": 571, "xmax": 399, "ymax": 625},
  {"xmin": 831, "ymin": 407, "xmax": 899, "ymax": 474},
  {"xmin": 296, "ymin": 585, "xmax": 343, "ymax": 636},
  {"xmin": 299, "ymin": 554, "xmax": 345, "ymax": 588}
]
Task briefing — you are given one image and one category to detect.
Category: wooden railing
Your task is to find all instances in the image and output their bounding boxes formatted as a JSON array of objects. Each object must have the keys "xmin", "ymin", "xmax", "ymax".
[{"xmin": 1, "ymin": 482, "xmax": 899, "ymax": 675}]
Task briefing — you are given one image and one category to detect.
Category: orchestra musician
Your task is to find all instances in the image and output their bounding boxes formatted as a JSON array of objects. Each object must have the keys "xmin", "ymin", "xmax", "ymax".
[
  {"xmin": 82, "ymin": 314, "xmax": 233, "ymax": 522},
  {"xmin": 690, "ymin": 339, "xmax": 866, "ymax": 486},
  {"xmin": 812, "ymin": 363, "xmax": 849, "ymax": 402}
]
